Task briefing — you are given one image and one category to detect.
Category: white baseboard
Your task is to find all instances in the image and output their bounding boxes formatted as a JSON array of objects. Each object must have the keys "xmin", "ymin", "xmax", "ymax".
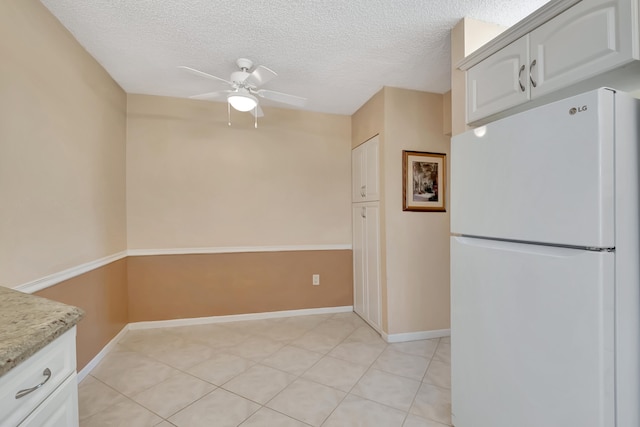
[
  {"xmin": 382, "ymin": 328, "xmax": 450, "ymax": 343},
  {"xmin": 128, "ymin": 306, "xmax": 354, "ymax": 330},
  {"xmin": 77, "ymin": 324, "xmax": 130, "ymax": 382}
]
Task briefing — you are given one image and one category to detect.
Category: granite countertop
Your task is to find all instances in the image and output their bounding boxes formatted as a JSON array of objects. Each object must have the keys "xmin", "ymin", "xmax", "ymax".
[{"xmin": 0, "ymin": 286, "xmax": 84, "ymax": 377}]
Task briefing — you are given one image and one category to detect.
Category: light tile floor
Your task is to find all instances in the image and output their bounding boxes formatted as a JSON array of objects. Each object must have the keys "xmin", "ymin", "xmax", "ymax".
[{"xmin": 79, "ymin": 312, "xmax": 452, "ymax": 427}]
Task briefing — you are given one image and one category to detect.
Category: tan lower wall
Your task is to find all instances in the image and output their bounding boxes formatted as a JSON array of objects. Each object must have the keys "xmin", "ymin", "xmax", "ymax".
[
  {"xmin": 35, "ymin": 259, "xmax": 128, "ymax": 370},
  {"xmin": 31, "ymin": 250, "xmax": 352, "ymax": 370},
  {"xmin": 127, "ymin": 251, "xmax": 353, "ymax": 322}
]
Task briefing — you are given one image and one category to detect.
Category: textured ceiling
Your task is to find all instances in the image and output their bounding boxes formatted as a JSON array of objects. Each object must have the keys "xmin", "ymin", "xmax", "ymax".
[{"xmin": 40, "ymin": 0, "xmax": 549, "ymax": 115}]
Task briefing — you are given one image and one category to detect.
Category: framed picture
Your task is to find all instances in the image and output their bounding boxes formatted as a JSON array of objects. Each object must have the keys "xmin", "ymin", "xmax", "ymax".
[{"xmin": 402, "ymin": 150, "xmax": 446, "ymax": 212}]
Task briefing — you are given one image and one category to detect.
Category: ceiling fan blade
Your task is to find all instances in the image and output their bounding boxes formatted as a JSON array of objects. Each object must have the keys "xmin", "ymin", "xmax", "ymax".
[
  {"xmin": 178, "ymin": 66, "xmax": 232, "ymax": 85},
  {"xmin": 251, "ymin": 105, "xmax": 265, "ymax": 118},
  {"xmin": 256, "ymin": 89, "xmax": 306, "ymax": 108},
  {"xmin": 189, "ymin": 90, "xmax": 232, "ymax": 100},
  {"xmin": 245, "ymin": 65, "xmax": 277, "ymax": 87}
]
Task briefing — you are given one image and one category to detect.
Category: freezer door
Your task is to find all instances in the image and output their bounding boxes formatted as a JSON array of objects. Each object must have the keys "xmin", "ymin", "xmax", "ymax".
[
  {"xmin": 451, "ymin": 88, "xmax": 614, "ymax": 248},
  {"xmin": 451, "ymin": 237, "xmax": 615, "ymax": 427}
]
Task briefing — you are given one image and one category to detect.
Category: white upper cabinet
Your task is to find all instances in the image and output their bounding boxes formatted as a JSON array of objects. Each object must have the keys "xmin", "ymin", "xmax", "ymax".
[
  {"xmin": 465, "ymin": 0, "xmax": 640, "ymax": 124},
  {"xmin": 467, "ymin": 37, "xmax": 530, "ymax": 122},
  {"xmin": 352, "ymin": 136, "xmax": 380, "ymax": 202},
  {"xmin": 530, "ymin": 0, "xmax": 635, "ymax": 98}
]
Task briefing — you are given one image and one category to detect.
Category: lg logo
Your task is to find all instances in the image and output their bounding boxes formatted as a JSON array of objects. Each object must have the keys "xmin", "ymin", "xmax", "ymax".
[{"xmin": 569, "ymin": 105, "xmax": 588, "ymax": 115}]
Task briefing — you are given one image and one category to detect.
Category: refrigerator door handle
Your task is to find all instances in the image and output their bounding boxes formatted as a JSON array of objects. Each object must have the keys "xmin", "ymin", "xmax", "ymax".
[{"xmin": 454, "ymin": 236, "xmax": 589, "ymax": 258}]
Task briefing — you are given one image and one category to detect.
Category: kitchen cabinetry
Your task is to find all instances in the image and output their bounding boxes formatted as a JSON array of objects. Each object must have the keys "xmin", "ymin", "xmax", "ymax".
[
  {"xmin": 466, "ymin": 0, "xmax": 639, "ymax": 124},
  {"xmin": 352, "ymin": 135, "xmax": 382, "ymax": 331},
  {"xmin": 0, "ymin": 328, "xmax": 79, "ymax": 427},
  {"xmin": 467, "ymin": 37, "xmax": 530, "ymax": 123},
  {"xmin": 20, "ymin": 375, "xmax": 79, "ymax": 427},
  {"xmin": 352, "ymin": 136, "xmax": 380, "ymax": 202},
  {"xmin": 352, "ymin": 203, "xmax": 381, "ymax": 331}
]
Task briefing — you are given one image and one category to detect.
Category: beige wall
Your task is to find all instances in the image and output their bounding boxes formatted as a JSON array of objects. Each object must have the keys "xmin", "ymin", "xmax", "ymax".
[
  {"xmin": 450, "ymin": 18, "xmax": 506, "ymax": 136},
  {"xmin": 0, "ymin": 0, "xmax": 127, "ymax": 287},
  {"xmin": 1, "ymin": 0, "xmax": 128, "ymax": 371},
  {"xmin": 126, "ymin": 95, "xmax": 352, "ymax": 249},
  {"xmin": 443, "ymin": 91, "xmax": 452, "ymax": 136},
  {"xmin": 383, "ymin": 88, "xmax": 451, "ymax": 334},
  {"xmin": 351, "ymin": 89, "xmax": 384, "ymax": 150}
]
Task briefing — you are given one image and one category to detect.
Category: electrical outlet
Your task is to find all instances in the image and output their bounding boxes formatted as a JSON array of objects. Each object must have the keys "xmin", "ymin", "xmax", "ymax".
[{"xmin": 312, "ymin": 274, "xmax": 320, "ymax": 285}]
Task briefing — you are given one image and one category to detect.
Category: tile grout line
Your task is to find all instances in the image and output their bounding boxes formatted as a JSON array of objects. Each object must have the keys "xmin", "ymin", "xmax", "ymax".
[{"xmin": 402, "ymin": 337, "xmax": 442, "ymax": 426}]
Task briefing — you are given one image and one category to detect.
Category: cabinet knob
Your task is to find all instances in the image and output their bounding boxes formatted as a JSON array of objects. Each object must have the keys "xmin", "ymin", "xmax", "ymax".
[
  {"xmin": 361, "ymin": 207, "xmax": 366, "ymax": 218},
  {"xmin": 529, "ymin": 59, "xmax": 537, "ymax": 88},
  {"xmin": 15, "ymin": 368, "xmax": 52, "ymax": 399},
  {"xmin": 360, "ymin": 185, "xmax": 366, "ymax": 197},
  {"xmin": 518, "ymin": 65, "xmax": 526, "ymax": 92}
]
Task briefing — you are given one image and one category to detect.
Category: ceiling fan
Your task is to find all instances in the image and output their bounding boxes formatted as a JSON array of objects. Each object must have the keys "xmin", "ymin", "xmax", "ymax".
[{"xmin": 178, "ymin": 58, "xmax": 307, "ymax": 119}]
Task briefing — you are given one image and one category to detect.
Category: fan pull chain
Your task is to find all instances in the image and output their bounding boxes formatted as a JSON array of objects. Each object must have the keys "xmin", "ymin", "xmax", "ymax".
[
  {"xmin": 254, "ymin": 106, "xmax": 258, "ymax": 128},
  {"xmin": 227, "ymin": 102, "xmax": 231, "ymax": 126}
]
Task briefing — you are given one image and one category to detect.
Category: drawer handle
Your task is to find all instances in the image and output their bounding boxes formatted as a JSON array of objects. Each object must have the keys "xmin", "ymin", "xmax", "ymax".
[
  {"xmin": 518, "ymin": 65, "xmax": 525, "ymax": 92},
  {"xmin": 529, "ymin": 59, "xmax": 537, "ymax": 88},
  {"xmin": 15, "ymin": 368, "xmax": 51, "ymax": 399}
]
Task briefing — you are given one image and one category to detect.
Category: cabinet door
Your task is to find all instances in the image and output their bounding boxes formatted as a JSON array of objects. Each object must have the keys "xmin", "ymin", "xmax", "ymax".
[
  {"xmin": 352, "ymin": 206, "xmax": 366, "ymax": 317},
  {"xmin": 20, "ymin": 374, "xmax": 79, "ymax": 427},
  {"xmin": 352, "ymin": 145, "xmax": 366, "ymax": 203},
  {"xmin": 363, "ymin": 204, "xmax": 381, "ymax": 330},
  {"xmin": 467, "ymin": 36, "xmax": 529, "ymax": 123},
  {"xmin": 363, "ymin": 137, "xmax": 380, "ymax": 201},
  {"xmin": 530, "ymin": 0, "xmax": 635, "ymax": 99},
  {"xmin": 352, "ymin": 136, "xmax": 380, "ymax": 202}
]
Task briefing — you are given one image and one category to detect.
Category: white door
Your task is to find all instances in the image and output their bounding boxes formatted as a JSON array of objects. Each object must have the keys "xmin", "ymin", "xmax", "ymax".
[
  {"xmin": 352, "ymin": 203, "xmax": 381, "ymax": 330},
  {"xmin": 467, "ymin": 36, "xmax": 529, "ymax": 123},
  {"xmin": 530, "ymin": 0, "xmax": 635, "ymax": 99},
  {"xmin": 352, "ymin": 144, "xmax": 366, "ymax": 203},
  {"xmin": 351, "ymin": 136, "xmax": 380, "ymax": 203},
  {"xmin": 352, "ymin": 136, "xmax": 380, "ymax": 203},
  {"xmin": 352, "ymin": 205, "xmax": 366, "ymax": 317},
  {"xmin": 363, "ymin": 137, "xmax": 380, "ymax": 201},
  {"xmin": 451, "ymin": 236, "xmax": 615, "ymax": 427},
  {"xmin": 452, "ymin": 88, "xmax": 614, "ymax": 248},
  {"xmin": 363, "ymin": 204, "xmax": 381, "ymax": 330}
]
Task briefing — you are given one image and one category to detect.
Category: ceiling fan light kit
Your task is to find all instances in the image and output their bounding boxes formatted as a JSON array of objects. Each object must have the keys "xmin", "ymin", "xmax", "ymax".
[
  {"xmin": 179, "ymin": 58, "xmax": 306, "ymax": 127},
  {"xmin": 227, "ymin": 91, "xmax": 257, "ymax": 112}
]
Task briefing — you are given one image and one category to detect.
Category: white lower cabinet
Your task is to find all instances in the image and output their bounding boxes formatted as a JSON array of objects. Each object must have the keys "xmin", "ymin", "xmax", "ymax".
[
  {"xmin": 0, "ymin": 327, "xmax": 79, "ymax": 427},
  {"xmin": 353, "ymin": 202, "xmax": 381, "ymax": 331},
  {"xmin": 20, "ymin": 375, "xmax": 79, "ymax": 427}
]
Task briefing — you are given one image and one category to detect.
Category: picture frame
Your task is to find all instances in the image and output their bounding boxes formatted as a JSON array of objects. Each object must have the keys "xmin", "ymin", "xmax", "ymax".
[{"xmin": 402, "ymin": 150, "xmax": 446, "ymax": 212}]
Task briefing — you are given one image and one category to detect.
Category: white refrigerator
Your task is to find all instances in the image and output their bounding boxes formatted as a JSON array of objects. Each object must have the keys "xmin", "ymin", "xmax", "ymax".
[{"xmin": 450, "ymin": 88, "xmax": 640, "ymax": 427}]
